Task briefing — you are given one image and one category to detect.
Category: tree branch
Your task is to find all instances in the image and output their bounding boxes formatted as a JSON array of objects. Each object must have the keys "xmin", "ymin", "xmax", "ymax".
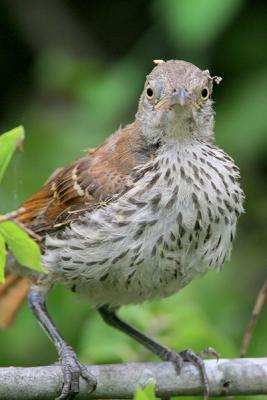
[{"xmin": 0, "ymin": 358, "xmax": 266, "ymax": 399}]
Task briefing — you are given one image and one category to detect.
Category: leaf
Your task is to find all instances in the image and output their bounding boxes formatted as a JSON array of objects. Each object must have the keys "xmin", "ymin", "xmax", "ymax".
[
  {"xmin": 0, "ymin": 234, "xmax": 6, "ymax": 283},
  {"xmin": 0, "ymin": 126, "xmax": 25, "ymax": 183},
  {"xmin": 134, "ymin": 381, "xmax": 156, "ymax": 400},
  {"xmin": 0, "ymin": 221, "xmax": 46, "ymax": 273}
]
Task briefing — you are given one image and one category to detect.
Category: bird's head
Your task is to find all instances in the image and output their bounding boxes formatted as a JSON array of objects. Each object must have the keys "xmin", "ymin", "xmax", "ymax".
[{"xmin": 136, "ymin": 60, "xmax": 222, "ymax": 143}]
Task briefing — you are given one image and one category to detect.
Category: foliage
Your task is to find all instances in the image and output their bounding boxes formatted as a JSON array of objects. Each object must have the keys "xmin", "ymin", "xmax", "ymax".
[
  {"xmin": 155, "ymin": 0, "xmax": 244, "ymax": 49},
  {"xmin": 0, "ymin": 128, "xmax": 45, "ymax": 282},
  {"xmin": 134, "ymin": 381, "xmax": 156, "ymax": 400},
  {"xmin": 0, "ymin": 126, "xmax": 24, "ymax": 183},
  {"xmin": 0, "ymin": 2, "xmax": 266, "ymax": 400}
]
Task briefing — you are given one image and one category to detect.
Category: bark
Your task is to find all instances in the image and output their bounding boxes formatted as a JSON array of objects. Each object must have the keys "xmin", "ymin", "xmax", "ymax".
[{"xmin": 0, "ymin": 358, "xmax": 266, "ymax": 399}]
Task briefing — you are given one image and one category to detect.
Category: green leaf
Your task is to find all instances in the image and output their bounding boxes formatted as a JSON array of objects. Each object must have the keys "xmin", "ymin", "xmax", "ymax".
[
  {"xmin": 0, "ymin": 221, "xmax": 46, "ymax": 273},
  {"xmin": 0, "ymin": 125, "xmax": 25, "ymax": 183},
  {"xmin": 134, "ymin": 381, "xmax": 156, "ymax": 400},
  {"xmin": 0, "ymin": 234, "xmax": 6, "ymax": 283}
]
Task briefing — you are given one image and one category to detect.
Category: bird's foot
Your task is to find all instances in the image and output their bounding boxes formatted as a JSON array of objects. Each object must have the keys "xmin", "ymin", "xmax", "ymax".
[
  {"xmin": 56, "ymin": 345, "xmax": 97, "ymax": 400},
  {"xmin": 161, "ymin": 347, "xmax": 219, "ymax": 400},
  {"xmin": 196, "ymin": 346, "xmax": 220, "ymax": 361}
]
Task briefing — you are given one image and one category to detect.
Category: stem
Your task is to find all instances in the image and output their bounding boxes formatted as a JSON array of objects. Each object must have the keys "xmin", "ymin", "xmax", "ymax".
[
  {"xmin": 0, "ymin": 358, "xmax": 266, "ymax": 399},
  {"xmin": 0, "ymin": 208, "xmax": 25, "ymax": 223}
]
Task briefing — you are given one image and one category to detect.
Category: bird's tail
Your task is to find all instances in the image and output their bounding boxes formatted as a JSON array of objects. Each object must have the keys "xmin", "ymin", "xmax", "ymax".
[{"xmin": 0, "ymin": 274, "xmax": 31, "ymax": 328}]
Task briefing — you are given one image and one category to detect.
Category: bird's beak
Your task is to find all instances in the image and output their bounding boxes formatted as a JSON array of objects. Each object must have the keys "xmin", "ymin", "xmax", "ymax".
[
  {"xmin": 169, "ymin": 88, "xmax": 189, "ymax": 107},
  {"xmin": 155, "ymin": 87, "xmax": 199, "ymax": 110}
]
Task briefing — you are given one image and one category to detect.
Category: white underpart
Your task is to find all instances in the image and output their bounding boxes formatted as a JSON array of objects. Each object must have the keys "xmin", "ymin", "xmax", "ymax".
[{"xmin": 43, "ymin": 139, "xmax": 244, "ymax": 307}]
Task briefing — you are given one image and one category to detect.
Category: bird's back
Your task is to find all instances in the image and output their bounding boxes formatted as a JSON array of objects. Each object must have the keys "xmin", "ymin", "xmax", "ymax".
[{"xmin": 17, "ymin": 122, "xmax": 156, "ymax": 235}]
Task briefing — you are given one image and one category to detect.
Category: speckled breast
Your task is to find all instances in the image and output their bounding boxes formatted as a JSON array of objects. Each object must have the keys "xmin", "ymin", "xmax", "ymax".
[{"xmin": 43, "ymin": 141, "xmax": 244, "ymax": 307}]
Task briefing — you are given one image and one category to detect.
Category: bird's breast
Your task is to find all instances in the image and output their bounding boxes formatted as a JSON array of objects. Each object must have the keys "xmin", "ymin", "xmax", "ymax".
[{"xmin": 43, "ymin": 142, "xmax": 244, "ymax": 307}]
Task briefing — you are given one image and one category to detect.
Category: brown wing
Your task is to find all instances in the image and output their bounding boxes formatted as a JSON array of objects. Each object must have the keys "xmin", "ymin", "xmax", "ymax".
[{"xmin": 17, "ymin": 122, "xmax": 156, "ymax": 236}]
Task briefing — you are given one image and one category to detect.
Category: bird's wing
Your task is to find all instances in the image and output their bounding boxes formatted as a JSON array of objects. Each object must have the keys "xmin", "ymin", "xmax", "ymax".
[{"xmin": 17, "ymin": 123, "xmax": 155, "ymax": 236}]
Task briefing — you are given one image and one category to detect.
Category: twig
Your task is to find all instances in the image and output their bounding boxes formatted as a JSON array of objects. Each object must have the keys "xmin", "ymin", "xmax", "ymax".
[
  {"xmin": 240, "ymin": 277, "xmax": 267, "ymax": 357},
  {"xmin": 14, "ymin": 220, "xmax": 43, "ymax": 242},
  {"xmin": 0, "ymin": 359, "xmax": 266, "ymax": 399},
  {"xmin": 0, "ymin": 208, "xmax": 25, "ymax": 223},
  {"xmin": 0, "ymin": 208, "xmax": 42, "ymax": 242}
]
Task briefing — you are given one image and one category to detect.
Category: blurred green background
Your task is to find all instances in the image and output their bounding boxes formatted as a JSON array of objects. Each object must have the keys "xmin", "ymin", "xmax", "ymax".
[{"xmin": 0, "ymin": 0, "xmax": 266, "ymax": 399}]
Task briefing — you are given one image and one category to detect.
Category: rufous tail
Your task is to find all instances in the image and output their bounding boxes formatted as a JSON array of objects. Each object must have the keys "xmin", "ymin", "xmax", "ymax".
[{"xmin": 0, "ymin": 274, "xmax": 31, "ymax": 328}]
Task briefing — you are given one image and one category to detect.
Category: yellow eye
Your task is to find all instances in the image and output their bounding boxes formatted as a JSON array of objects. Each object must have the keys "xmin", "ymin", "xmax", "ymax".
[
  {"xmin": 146, "ymin": 86, "xmax": 154, "ymax": 99},
  {"xmin": 201, "ymin": 87, "xmax": 210, "ymax": 100}
]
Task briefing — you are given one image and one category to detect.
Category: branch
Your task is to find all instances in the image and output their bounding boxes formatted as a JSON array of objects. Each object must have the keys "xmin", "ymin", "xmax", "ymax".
[
  {"xmin": 241, "ymin": 277, "xmax": 267, "ymax": 357},
  {"xmin": 0, "ymin": 208, "xmax": 25, "ymax": 223},
  {"xmin": 0, "ymin": 358, "xmax": 266, "ymax": 399}
]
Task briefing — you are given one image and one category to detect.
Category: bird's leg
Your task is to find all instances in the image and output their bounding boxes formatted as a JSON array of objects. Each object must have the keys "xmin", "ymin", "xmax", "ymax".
[
  {"xmin": 99, "ymin": 306, "xmax": 218, "ymax": 400},
  {"xmin": 28, "ymin": 286, "xmax": 96, "ymax": 400}
]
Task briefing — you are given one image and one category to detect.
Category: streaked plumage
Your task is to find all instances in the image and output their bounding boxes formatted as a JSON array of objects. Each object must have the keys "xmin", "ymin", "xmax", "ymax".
[
  {"xmin": 1, "ymin": 60, "xmax": 244, "ymax": 400},
  {"xmin": 43, "ymin": 138, "xmax": 243, "ymax": 307}
]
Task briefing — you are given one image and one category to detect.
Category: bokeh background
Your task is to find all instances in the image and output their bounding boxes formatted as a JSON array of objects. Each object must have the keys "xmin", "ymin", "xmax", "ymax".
[{"xmin": 0, "ymin": 1, "xmax": 266, "ymax": 399}]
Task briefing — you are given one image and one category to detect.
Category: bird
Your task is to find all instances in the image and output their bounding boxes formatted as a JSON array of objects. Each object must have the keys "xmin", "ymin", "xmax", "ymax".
[{"xmin": 0, "ymin": 59, "xmax": 244, "ymax": 400}]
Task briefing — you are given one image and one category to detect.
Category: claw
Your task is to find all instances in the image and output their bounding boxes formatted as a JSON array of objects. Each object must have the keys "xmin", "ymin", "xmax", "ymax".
[
  {"xmin": 162, "ymin": 346, "xmax": 218, "ymax": 400},
  {"xmin": 80, "ymin": 364, "xmax": 97, "ymax": 391},
  {"xmin": 180, "ymin": 348, "xmax": 210, "ymax": 400},
  {"xmin": 197, "ymin": 346, "xmax": 220, "ymax": 362},
  {"xmin": 56, "ymin": 345, "xmax": 97, "ymax": 399},
  {"xmin": 162, "ymin": 350, "xmax": 184, "ymax": 374}
]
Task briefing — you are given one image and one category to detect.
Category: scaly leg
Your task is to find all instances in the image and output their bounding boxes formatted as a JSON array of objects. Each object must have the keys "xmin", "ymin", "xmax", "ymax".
[
  {"xmin": 99, "ymin": 305, "xmax": 218, "ymax": 399},
  {"xmin": 28, "ymin": 286, "xmax": 96, "ymax": 400}
]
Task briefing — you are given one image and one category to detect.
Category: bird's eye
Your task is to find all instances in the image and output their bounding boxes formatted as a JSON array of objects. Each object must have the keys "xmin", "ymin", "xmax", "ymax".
[
  {"xmin": 201, "ymin": 87, "xmax": 210, "ymax": 100},
  {"xmin": 146, "ymin": 86, "xmax": 154, "ymax": 99}
]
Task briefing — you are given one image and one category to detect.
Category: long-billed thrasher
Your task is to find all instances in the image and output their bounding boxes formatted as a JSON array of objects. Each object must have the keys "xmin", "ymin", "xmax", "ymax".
[{"xmin": 0, "ymin": 60, "xmax": 244, "ymax": 399}]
